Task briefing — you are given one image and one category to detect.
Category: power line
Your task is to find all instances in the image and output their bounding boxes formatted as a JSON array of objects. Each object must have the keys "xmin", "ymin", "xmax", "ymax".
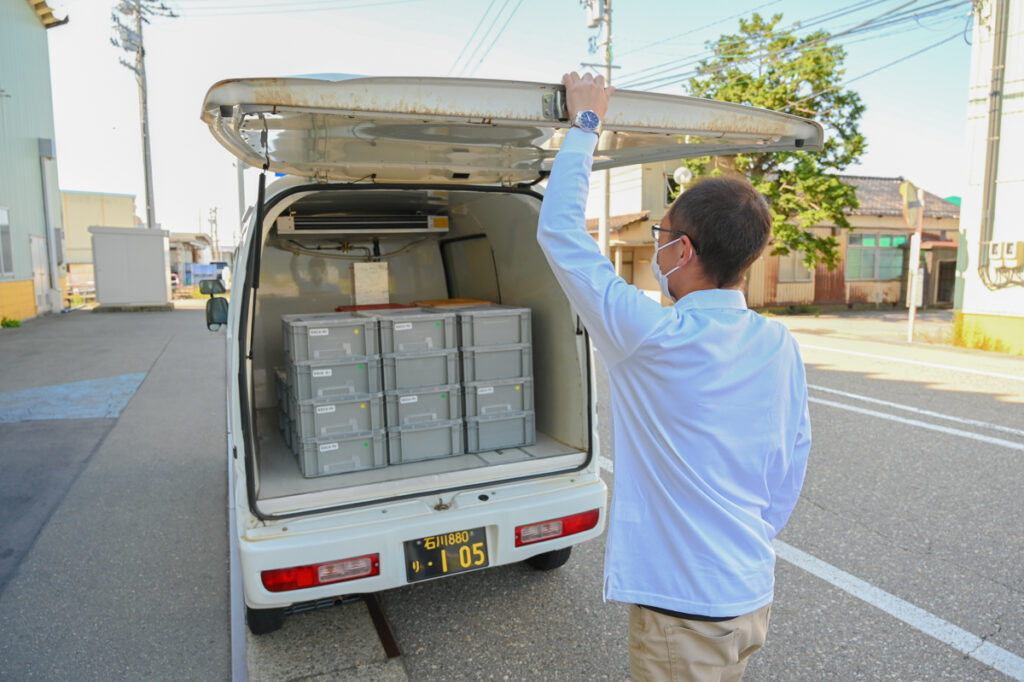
[
  {"xmin": 457, "ymin": 0, "xmax": 512, "ymax": 77},
  {"xmin": 448, "ymin": 0, "xmax": 499, "ymax": 76},
  {"xmin": 618, "ymin": 0, "xmax": 968, "ymax": 90},
  {"xmin": 467, "ymin": 0, "xmax": 526, "ymax": 76}
]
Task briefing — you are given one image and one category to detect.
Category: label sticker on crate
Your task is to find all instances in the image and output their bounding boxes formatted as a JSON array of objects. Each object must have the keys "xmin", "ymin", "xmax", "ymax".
[
  {"xmin": 477, "ymin": 386, "xmax": 495, "ymax": 395},
  {"xmin": 319, "ymin": 442, "xmax": 340, "ymax": 453},
  {"xmin": 394, "ymin": 322, "xmax": 414, "ymax": 331},
  {"xmin": 309, "ymin": 328, "xmax": 330, "ymax": 337},
  {"xmin": 316, "ymin": 405, "xmax": 336, "ymax": 414},
  {"xmin": 400, "ymin": 395, "xmax": 419, "ymax": 404},
  {"xmin": 312, "ymin": 369, "xmax": 333, "ymax": 378}
]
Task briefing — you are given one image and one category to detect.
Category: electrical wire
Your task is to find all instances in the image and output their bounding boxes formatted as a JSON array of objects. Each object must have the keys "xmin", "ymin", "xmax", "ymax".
[
  {"xmin": 168, "ymin": 0, "xmax": 429, "ymax": 16},
  {"xmin": 467, "ymin": 0, "xmax": 526, "ymax": 76},
  {"xmin": 448, "ymin": 0, "xmax": 500, "ymax": 76},
  {"xmin": 457, "ymin": 0, "xmax": 512, "ymax": 77},
  {"xmin": 618, "ymin": 0, "xmax": 968, "ymax": 90}
]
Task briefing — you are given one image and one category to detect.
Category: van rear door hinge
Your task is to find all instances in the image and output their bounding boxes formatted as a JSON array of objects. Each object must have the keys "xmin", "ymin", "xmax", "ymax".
[{"xmin": 313, "ymin": 169, "xmax": 330, "ymax": 184}]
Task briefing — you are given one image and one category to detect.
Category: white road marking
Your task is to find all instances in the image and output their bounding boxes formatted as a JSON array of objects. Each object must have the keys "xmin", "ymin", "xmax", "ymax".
[
  {"xmin": 775, "ymin": 540, "xmax": 1024, "ymax": 681},
  {"xmin": 809, "ymin": 384, "xmax": 1024, "ymax": 438},
  {"xmin": 799, "ymin": 343, "xmax": 1024, "ymax": 383},
  {"xmin": 598, "ymin": 455, "xmax": 614, "ymax": 473},
  {"xmin": 808, "ymin": 397, "xmax": 1024, "ymax": 451}
]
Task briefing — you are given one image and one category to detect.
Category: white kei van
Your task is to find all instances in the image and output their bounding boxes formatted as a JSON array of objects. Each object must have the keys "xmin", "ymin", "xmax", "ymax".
[{"xmin": 200, "ymin": 76, "xmax": 822, "ymax": 634}]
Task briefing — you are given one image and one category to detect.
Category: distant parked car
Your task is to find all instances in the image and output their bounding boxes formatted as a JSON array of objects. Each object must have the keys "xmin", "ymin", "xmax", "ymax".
[{"xmin": 170, "ymin": 273, "xmax": 180, "ymax": 289}]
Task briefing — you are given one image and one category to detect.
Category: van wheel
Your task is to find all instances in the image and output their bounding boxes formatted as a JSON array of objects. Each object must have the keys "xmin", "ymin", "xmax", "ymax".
[
  {"xmin": 526, "ymin": 546, "xmax": 572, "ymax": 571},
  {"xmin": 246, "ymin": 606, "xmax": 286, "ymax": 635}
]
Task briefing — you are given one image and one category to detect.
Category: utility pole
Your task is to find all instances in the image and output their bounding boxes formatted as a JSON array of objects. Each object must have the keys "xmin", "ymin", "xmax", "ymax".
[
  {"xmin": 208, "ymin": 207, "xmax": 220, "ymax": 260},
  {"xmin": 111, "ymin": 0, "xmax": 176, "ymax": 231},
  {"xmin": 581, "ymin": 0, "xmax": 615, "ymax": 259}
]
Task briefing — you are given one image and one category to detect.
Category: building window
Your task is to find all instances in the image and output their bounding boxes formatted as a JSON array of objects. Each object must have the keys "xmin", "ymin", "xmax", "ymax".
[
  {"xmin": 778, "ymin": 250, "xmax": 812, "ymax": 282},
  {"xmin": 846, "ymin": 232, "xmax": 907, "ymax": 280},
  {"xmin": 664, "ymin": 174, "xmax": 680, "ymax": 206},
  {"xmin": 0, "ymin": 208, "xmax": 13, "ymax": 277}
]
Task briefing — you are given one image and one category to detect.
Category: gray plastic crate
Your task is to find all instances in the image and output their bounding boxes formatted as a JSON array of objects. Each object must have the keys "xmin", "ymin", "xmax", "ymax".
[
  {"xmin": 387, "ymin": 419, "xmax": 464, "ymax": 464},
  {"xmin": 465, "ymin": 411, "xmax": 536, "ymax": 453},
  {"xmin": 281, "ymin": 312, "xmax": 380, "ymax": 362},
  {"xmin": 449, "ymin": 305, "xmax": 531, "ymax": 347},
  {"xmin": 382, "ymin": 349, "xmax": 460, "ymax": 390},
  {"xmin": 292, "ymin": 392, "xmax": 385, "ymax": 441},
  {"xmin": 385, "ymin": 384, "xmax": 462, "ymax": 426},
  {"xmin": 288, "ymin": 356, "xmax": 382, "ymax": 401},
  {"xmin": 294, "ymin": 429, "xmax": 387, "ymax": 477},
  {"xmin": 460, "ymin": 343, "xmax": 532, "ymax": 382},
  {"xmin": 360, "ymin": 308, "xmax": 457, "ymax": 353},
  {"xmin": 464, "ymin": 377, "xmax": 533, "ymax": 417}
]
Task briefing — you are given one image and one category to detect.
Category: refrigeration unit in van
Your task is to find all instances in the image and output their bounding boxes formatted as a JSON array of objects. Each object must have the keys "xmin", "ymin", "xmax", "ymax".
[{"xmin": 200, "ymin": 74, "xmax": 823, "ymax": 634}]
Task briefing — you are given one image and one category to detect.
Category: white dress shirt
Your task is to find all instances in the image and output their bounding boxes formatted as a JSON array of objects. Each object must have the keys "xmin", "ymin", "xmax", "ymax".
[{"xmin": 537, "ymin": 128, "xmax": 812, "ymax": 617}]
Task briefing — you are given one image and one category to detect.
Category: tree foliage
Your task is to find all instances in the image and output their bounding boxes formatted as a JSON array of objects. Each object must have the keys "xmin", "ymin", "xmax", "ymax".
[{"xmin": 682, "ymin": 13, "xmax": 866, "ymax": 269}]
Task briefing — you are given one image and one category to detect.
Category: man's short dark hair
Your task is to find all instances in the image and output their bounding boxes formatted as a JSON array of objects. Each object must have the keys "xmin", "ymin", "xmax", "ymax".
[{"xmin": 666, "ymin": 176, "xmax": 772, "ymax": 289}]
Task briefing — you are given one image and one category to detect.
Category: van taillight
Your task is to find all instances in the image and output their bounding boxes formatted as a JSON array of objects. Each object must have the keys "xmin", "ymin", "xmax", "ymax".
[
  {"xmin": 515, "ymin": 509, "xmax": 600, "ymax": 547},
  {"xmin": 261, "ymin": 554, "xmax": 380, "ymax": 593}
]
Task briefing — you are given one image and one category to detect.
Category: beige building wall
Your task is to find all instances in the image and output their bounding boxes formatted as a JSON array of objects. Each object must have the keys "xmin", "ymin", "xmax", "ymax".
[{"xmin": 61, "ymin": 191, "xmax": 137, "ymax": 264}]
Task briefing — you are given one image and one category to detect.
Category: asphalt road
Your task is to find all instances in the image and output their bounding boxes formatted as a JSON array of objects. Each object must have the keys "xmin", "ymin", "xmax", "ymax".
[
  {"xmin": 2, "ymin": 308, "xmax": 1022, "ymax": 681},
  {"xmin": 247, "ymin": 311, "xmax": 1024, "ymax": 682}
]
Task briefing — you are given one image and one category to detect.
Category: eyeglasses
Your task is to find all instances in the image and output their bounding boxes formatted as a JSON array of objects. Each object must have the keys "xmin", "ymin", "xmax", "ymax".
[{"xmin": 651, "ymin": 224, "xmax": 701, "ymax": 256}]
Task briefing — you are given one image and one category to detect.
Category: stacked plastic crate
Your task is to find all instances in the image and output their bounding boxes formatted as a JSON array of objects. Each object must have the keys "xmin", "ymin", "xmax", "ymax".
[
  {"xmin": 360, "ymin": 308, "xmax": 463, "ymax": 464},
  {"xmin": 279, "ymin": 312, "xmax": 387, "ymax": 477},
  {"xmin": 450, "ymin": 305, "xmax": 535, "ymax": 453}
]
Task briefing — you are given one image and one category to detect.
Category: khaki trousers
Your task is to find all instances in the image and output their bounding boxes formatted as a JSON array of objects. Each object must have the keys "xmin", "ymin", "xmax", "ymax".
[{"xmin": 629, "ymin": 603, "xmax": 772, "ymax": 682}]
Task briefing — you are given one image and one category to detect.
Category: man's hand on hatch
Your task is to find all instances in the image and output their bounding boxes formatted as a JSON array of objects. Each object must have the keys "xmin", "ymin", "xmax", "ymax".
[{"xmin": 562, "ymin": 71, "xmax": 615, "ymax": 123}]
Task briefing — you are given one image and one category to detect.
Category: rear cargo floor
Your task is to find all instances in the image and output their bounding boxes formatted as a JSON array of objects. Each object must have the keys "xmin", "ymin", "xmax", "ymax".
[{"xmin": 254, "ymin": 408, "xmax": 588, "ymax": 514}]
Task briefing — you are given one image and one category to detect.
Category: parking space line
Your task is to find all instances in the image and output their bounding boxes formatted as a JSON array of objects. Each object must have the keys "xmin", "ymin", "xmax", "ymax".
[
  {"xmin": 598, "ymin": 455, "xmax": 614, "ymax": 473},
  {"xmin": 809, "ymin": 384, "xmax": 1024, "ymax": 438},
  {"xmin": 799, "ymin": 344, "xmax": 1024, "ymax": 382},
  {"xmin": 775, "ymin": 540, "xmax": 1024, "ymax": 680},
  {"xmin": 809, "ymin": 397, "xmax": 1024, "ymax": 451}
]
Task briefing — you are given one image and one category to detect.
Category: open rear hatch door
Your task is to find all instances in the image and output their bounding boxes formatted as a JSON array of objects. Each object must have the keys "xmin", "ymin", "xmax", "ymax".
[{"xmin": 202, "ymin": 75, "xmax": 823, "ymax": 185}]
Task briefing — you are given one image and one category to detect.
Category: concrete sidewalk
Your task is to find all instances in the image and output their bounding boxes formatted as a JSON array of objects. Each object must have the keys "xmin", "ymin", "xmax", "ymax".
[{"xmin": 0, "ymin": 309, "xmax": 230, "ymax": 680}]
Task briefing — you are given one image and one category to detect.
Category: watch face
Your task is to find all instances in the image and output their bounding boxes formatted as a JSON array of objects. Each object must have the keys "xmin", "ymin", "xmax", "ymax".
[{"xmin": 579, "ymin": 111, "xmax": 600, "ymax": 130}]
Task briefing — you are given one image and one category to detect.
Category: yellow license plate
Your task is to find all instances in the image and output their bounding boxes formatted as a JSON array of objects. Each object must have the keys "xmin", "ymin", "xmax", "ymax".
[{"xmin": 404, "ymin": 527, "xmax": 489, "ymax": 583}]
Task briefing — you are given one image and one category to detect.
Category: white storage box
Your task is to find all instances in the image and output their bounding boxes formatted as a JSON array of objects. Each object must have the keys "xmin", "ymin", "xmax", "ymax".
[
  {"xmin": 460, "ymin": 343, "xmax": 532, "ymax": 382},
  {"xmin": 464, "ymin": 377, "xmax": 533, "ymax": 417},
  {"xmin": 382, "ymin": 349, "xmax": 460, "ymax": 390},
  {"xmin": 387, "ymin": 419, "xmax": 464, "ymax": 464},
  {"xmin": 288, "ymin": 356, "xmax": 382, "ymax": 401},
  {"xmin": 385, "ymin": 384, "xmax": 462, "ymax": 426},
  {"xmin": 449, "ymin": 305, "xmax": 531, "ymax": 347},
  {"xmin": 292, "ymin": 392, "xmax": 385, "ymax": 440},
  {"xmin": 360, "ymin": 308, "xmax": 457, "ymax": 353},
  {"xmin": 465, "ymin": 411, "xmax": 535, "ymax": 453},
  {"xmin": 281, "ymin": 312, "xmax": 380, "ymax": 362},
  {"xmin": 294, "ymin": 429, "xmax": 387, "ymax": 477}
]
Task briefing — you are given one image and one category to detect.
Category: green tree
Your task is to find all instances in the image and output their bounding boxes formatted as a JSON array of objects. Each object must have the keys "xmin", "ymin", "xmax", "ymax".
[{"xmin": 682, "ymin": 13, "xmax": 866, "ymax": 270}]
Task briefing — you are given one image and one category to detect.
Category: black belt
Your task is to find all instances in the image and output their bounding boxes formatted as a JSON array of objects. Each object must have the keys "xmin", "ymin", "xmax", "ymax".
[{"xmin": 639, "ymin": 604, "xmax": 737, "ymax": 622}]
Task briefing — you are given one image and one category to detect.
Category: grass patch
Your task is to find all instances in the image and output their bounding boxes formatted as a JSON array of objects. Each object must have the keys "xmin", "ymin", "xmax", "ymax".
[
  {"xmin": 763, "ymin": 304, "xmax": 821, "ymax": 317},
  {"xmin": 1, "ymin": 316, "xmax": 22, "ymax": 328},
  {"xmin": 952, "ymin": 312, "xmax": 1012, "ymax": 354}
]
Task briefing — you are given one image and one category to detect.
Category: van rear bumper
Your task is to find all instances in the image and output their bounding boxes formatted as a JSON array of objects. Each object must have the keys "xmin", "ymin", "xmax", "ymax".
[{"xmin": 239, "ymin": 473, "xmax": 607, "ymax": 609}]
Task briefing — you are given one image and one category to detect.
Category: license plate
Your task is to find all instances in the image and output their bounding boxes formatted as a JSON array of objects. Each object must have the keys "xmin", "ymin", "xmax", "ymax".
[{"xmin": 404, "ymin": 527, "xmax": 489, "ymax": 583}]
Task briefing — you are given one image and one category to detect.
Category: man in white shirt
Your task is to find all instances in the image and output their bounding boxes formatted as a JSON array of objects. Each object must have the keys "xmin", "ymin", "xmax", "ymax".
[{"xmin": 537, "ymin": 72, "xmax": 812, "ymax": 682}]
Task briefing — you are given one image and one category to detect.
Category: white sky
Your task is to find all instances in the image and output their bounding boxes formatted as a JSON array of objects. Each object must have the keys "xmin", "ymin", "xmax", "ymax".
[{"xmin": 45, "ymin": 0, "xmax": 975, "ymax": 247}]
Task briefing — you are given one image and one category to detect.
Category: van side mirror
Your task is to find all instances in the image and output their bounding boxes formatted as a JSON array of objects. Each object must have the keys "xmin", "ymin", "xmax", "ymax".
[
  {"xmin": 206, "ymin": 297, "xmax": 228, "ymax": 331},
  {"xmin": 200, "ymin": 279, "xmax": 227, "ymax": 296}
]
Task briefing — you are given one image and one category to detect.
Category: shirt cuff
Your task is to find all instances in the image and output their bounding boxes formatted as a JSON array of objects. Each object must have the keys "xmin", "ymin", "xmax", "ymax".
[{"xmin": 562, "ymin": 127, "xmax": 599, "ymax": 155}]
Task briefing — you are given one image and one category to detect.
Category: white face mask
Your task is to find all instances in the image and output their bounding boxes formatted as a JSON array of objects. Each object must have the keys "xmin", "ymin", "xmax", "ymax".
[{"xmin": 651, "ymin": 237, "xmax": 682, "ymax": 302}]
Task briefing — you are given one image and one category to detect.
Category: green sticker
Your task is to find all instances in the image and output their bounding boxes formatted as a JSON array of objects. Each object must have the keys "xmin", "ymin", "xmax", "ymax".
[
  {"xmin": 436, "ymin": 322, "xmax": 441, "ymax": 327},
  {"xmin": 358, "ymin": 364, "xmax": 364, "ymax": 369},
  {"xmin": 441, "ymin": 393, "xmax": 446, "ymax": 398},
  {"xmin": 364, "ymin": 442, "xmax": 369, "ymax": 447}
]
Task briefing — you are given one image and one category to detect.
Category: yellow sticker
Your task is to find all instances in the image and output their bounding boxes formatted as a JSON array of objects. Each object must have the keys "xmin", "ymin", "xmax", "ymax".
[
  {"xmin": 361, "ymin": 403, "xmax": 366, "ymax": 408},
  {"xmin": 354, "ymin": 329, "xmax": 360, "ymax": 334},
  {"xmin": 515, "ymin": 385, "xmax": 521, "ymax": 390}
]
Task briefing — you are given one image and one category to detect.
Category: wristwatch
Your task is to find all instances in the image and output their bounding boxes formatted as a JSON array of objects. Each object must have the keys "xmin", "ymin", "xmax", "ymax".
[{"xmin": 571, "ymin": 110, "xmax": 601, "ymax": 134}]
